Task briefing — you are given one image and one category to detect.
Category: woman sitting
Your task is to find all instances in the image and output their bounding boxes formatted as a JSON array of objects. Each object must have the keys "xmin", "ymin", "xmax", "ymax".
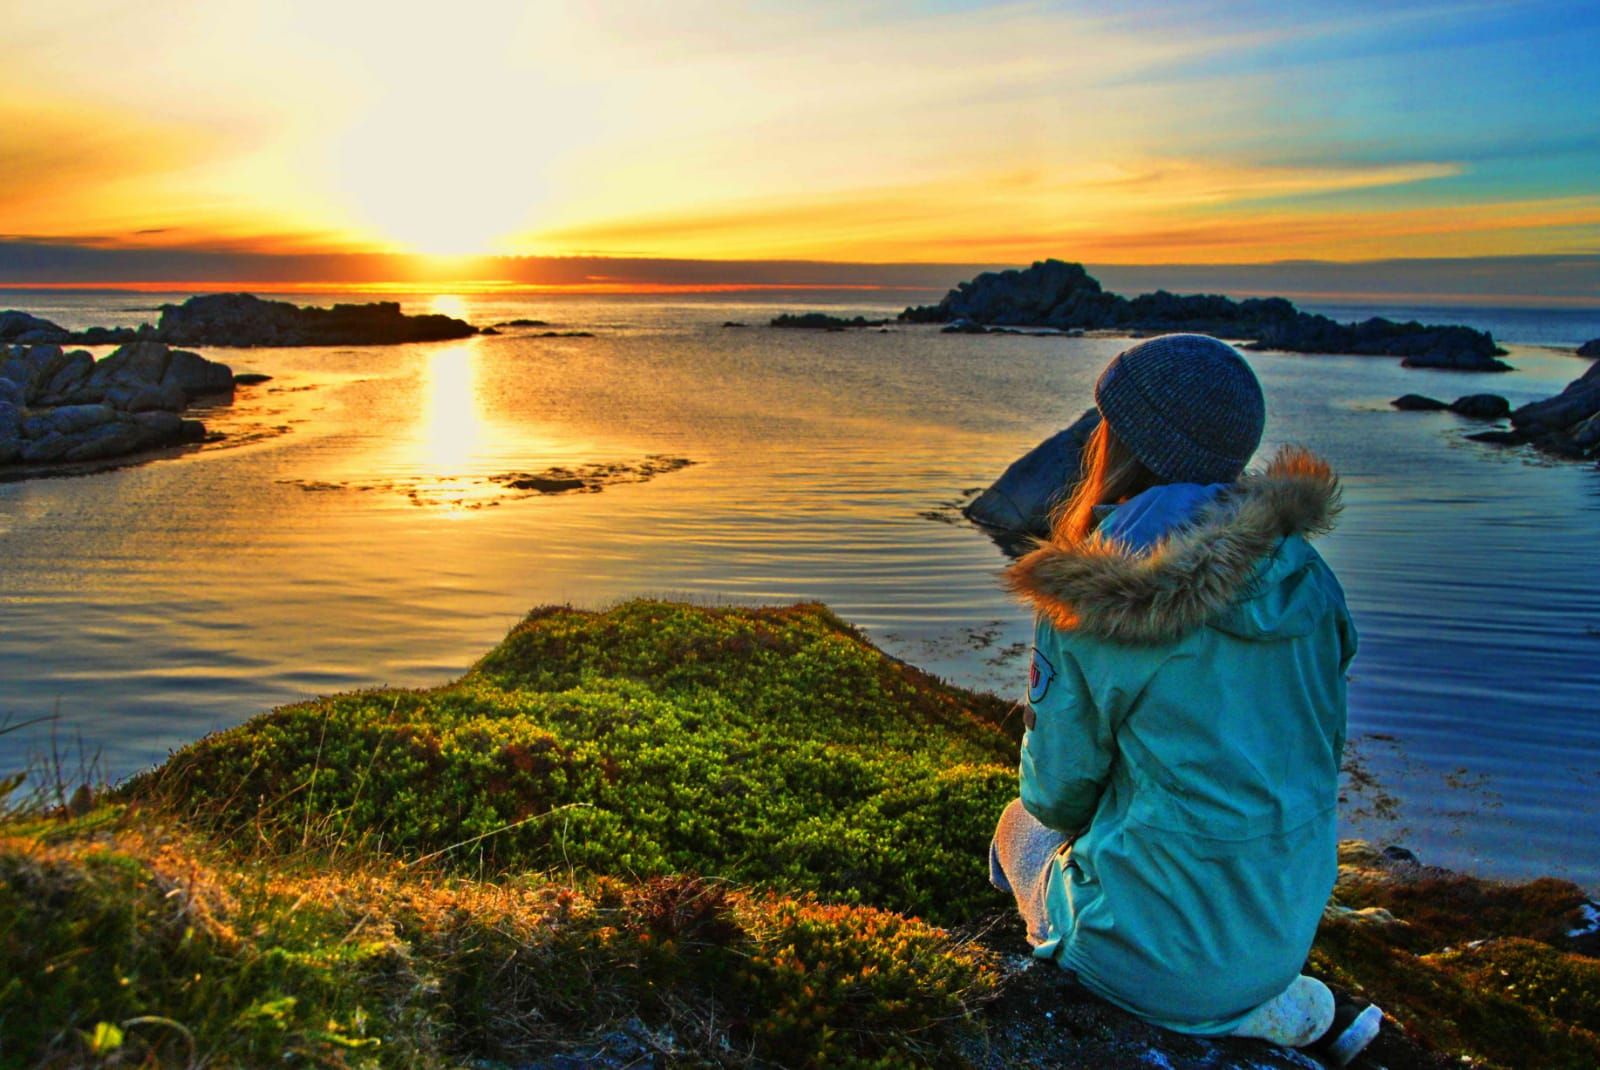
[{"xmin": 989, "ymin": 334, "xmax": 1382, "ymax": 1066}]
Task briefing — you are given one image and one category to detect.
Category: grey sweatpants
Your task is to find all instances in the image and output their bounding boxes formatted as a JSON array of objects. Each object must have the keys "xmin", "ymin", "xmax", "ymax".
[{"xmin": 988, "ymin": 797, "xmax": 1071, "ymax": 947}]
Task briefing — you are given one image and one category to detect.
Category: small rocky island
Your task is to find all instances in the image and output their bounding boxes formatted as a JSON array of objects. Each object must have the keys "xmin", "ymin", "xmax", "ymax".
[
  {"xmin": 1387, "ymin": 359, "xmax": 1600, "ymax": 462},
  {"xmin": 770, "ymin": 312, "xmax": 891, "ymax": 329},
  {"xmin": 899, "ymin": 259, "xmax": 1511, "ymax": 371},
  {"xmin": 1484, "ymin": 360, "xmax": 1600, "ymax": 459},
  {"xmin": 0, "ymin": 341, "xmax": 236, "ymax": 470},
  {"xmin": 0, "ymin": 292, "xmax": 479, "ymax": 348}
]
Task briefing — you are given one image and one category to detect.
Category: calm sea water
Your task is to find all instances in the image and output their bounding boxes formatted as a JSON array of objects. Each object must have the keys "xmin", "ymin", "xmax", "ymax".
[{"xmin": 2, "ymin": 290, "xmax": 1597, "ymax": 891}]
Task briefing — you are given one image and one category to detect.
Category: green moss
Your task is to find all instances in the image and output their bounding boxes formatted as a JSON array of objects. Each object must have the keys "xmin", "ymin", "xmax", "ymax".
[
  {"xmin": 139, "ymin": 601, "xmax": 1019, "ymax": 924},
  {"xmin": 1311, "ymin": 914, "xmax": 1600, "ymax": 1068},
  {"xmin": 1435, "ymin": 937, "xmax": 1600, "ymax": 1038},
  {"xmin": 0, "ymin": 830, "xmax": 407, "ymax": 1068},
  {"xmin": 0, "ymin": 824, "xmax": 997, "ymax": 1068},
  {"xmin": 1334, "ymin": 868, "xmax": 1592, "ymax": 952}
]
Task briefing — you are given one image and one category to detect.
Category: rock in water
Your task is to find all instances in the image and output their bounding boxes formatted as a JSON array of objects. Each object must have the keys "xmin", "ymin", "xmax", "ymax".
[
  {"xmin": 21, "ymin": 404, "xmax": 116, "ymax": 439},
  {"xmin": 35, "ymin": 349, "xmax": 94, "ymax": 405},
  {"xmin": 78, "ymin": 342, "xmax": 234, "ymax": 406},
  {"xmin": 19, "ymin": 432, "xmax": 72, "ymax": 463},
  {"xmin": 900, "ymin": 259, "xmax": 1509, "ymax": 368},
  {"xmin": 0, "ymin": 341, "xmax": 235, "ymax": 472},
  {"xmin": 1465, "ymin": 429, "xmax": 1528, "ymax": 446},
  {"xmin": 152, "ymin": 293, "xmax": 478, "ymax": 346},
  {"xmin": 904, "ymin": 260, "xmax": 1122, "ymax": 328},
  {"xmin": 1448, "ymin": 394, "xmax": 1511, "ymax": 419},
  {"xmin": 105, "ymin": 382, "xmax": 188, "ymax": 413},
  {"xmin": 0, "ymin": 401, "xmax": 21, "ymax": 463},
  {"xmin": 1572, "ymin": 411, "xmax": 1600, "ymax": 450},
  {"xmin": 1399, "ymin": 344, "xmax": 1514, "ymax": 372},
  {"xmin": 0, "ymin": 344, "xmax": 62, "ymax": 402},
  {"xmin": 62, "ymin": 420, "xmax": 153, "ymax": 463},
  {"xmin": 1512, "ymin": 361, "xmax": 1600, "ymax": 433},
  {"xmin": 769, "ymin": 312, "xmax": 889, "ymax": 329},
  {"xmin": 1502, "ymin": 362, "xmax": 1600, "ymax": 461},
  {"xmin": 0, "ymin": 310, "xmax": 71, "ymax": 345},
  {"xmin": 1391, "ymin": 394, "xmax": 1448, "ymax": 411},
  {"xmin": 85, "ymin": 340, "xmax": 171, "ymax": 395},
  {"xmin": 1, "ymin": 297, "xmax": 476, "ymax": 348},
  {"xmin": 965, "ymin": 408, "xmax": 1100, "ymax": 540},
  {"xmin": 162, "ymin": 347, "xmax": 237, "ymax": 396}
]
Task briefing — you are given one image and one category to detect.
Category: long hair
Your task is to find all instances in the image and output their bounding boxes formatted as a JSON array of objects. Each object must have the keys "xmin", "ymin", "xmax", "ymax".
[{"xmin": 1051, "ymin": 420, "xmax": 1161, "ymax": 545}]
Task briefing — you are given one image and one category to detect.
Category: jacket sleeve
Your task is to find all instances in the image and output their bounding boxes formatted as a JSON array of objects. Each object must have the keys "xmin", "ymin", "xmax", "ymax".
[
  {"xmin": 1018, "ymin": 630, "xmax": 1121, "ymax": 836},
  {"xmin": 1332, "ymin": 601, "xmax": 1358, "ymax": 761}
]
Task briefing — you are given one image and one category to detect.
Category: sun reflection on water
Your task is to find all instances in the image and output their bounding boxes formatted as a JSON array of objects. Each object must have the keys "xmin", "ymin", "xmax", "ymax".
[
  {"xmin": 400, "ymin": 340, "xmax": 588, "ymax": 514},
  {"xmin": 418, "ymin": 343, "xmax": 482, "ymax": 476}
]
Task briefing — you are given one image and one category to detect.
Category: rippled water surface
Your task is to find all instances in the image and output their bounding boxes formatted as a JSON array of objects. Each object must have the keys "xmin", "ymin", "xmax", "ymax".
[{"xmin": 3, "ymin": 291, "xmax": 1597, "ymax": 890}]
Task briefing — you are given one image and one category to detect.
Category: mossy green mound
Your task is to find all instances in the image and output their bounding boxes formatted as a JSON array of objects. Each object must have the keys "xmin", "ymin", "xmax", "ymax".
[
  {"xmin": 5, "ymin": 600, "xmax": 1597, "ymax": 1069},
  {"xmin": 138, "ymin": 601, "xmax": 1019, "ymax": 925}
]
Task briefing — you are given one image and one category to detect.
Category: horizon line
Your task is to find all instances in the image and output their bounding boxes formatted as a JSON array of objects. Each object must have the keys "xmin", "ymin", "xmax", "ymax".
[{"xmin": 1, "ymin": 280, "xmax": 1595, "ymax": 310}]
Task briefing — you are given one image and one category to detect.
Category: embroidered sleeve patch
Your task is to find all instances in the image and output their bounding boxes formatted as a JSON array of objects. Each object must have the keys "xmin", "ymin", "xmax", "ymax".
[{"xmin": 1027, "ymin": 646, "xmax": 1055, "ymax": 706}]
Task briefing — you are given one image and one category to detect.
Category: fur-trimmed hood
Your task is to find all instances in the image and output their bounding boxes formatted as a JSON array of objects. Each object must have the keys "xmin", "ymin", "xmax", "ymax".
[{"xmin": 1004, "ymin": 447, "xmax": 1343, "ymax": 644}]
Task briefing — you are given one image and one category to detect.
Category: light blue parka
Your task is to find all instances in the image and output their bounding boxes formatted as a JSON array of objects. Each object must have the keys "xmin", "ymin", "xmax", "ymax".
[{"xmin": 1003, "ymin": 447, "xmax": 1357, "ymax": 1034}]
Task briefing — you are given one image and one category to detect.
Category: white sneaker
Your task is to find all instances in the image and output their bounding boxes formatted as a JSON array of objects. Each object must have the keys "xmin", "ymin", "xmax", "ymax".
[
  {"xmin": 1228, "ymin": 974, "xmax": 1336, "ymax": 1048},
  {"xmin": 1313, "ymin": 999, "xmax": 1385, "ymax": 1067}
]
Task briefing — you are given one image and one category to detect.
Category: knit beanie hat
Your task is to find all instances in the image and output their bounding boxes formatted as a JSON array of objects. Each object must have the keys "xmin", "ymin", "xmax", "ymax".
[{"xmin": 1093, "ymin": 333, "xmax": 1265, "ymax": 485}]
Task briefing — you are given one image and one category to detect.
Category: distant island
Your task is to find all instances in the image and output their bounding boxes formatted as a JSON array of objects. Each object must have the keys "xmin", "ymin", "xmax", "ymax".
[
  {"xmin": 770, "ymin": 312, "xmax": 891, "ymax": 330},
  {"xmin": 899, "ymin": 259, "xmax": 1512, "ymax": 371},
  {"xmin": 0, "ymin": 292, "xmax": 479, "ymax": 348}
]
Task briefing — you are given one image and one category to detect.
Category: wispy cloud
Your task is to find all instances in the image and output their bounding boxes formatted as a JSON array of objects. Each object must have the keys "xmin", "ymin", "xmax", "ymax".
[{"xmin": 531, "ymin": 158, "xmax": 1489, "ymax": 261}]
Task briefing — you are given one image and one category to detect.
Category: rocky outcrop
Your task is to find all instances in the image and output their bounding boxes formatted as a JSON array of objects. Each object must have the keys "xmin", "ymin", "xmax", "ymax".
[
  {"xmin": 901, "ymin": 260, "xmax": 1512, "ymax": 370},
  {"xmin": 150, "ymin": 293, "xmax": 478, "ymax": 346},
  {"xmin": 0, "ymin": 295, "xmax": 479, "ymax": 349},
  {"xmin": 0, "ymin": 310, "xmax": 142, "ymax": 346},
  {"xmin": 1447, "ymin": 394, "xmax": 1510, "ymax": 419},
  {"xmin": 1391, "ymin": 394, "xmax": 1448, "ymax": 411},
  {"xmin": 1513, "ymin": 360, "xmax": 1600, "ymax": 434},
  {"xmin": 1463, "ymin": 361, "xmax": 1600, "ymax": 460},
  {"xmin": 0, "ymin": 341, "xmax": 229, "ymax": 471},
  {"xmin": 0, "ymin": 310, "xmax": 73, "ymax": 345},
  {"xmin": 1393, "ymin": 394, "xmax": 1510, "ymax": 418},
  {"xmin": 963, "ymin": 409, "xmax": 1100, "ymax": 545},
  {"xmin": 1578, "ymin": 338, "xmax": 1600, "ymax": 358},
  {"xmin": 770, "ymin": 312, "xmax": 890, "ymax": 329}
]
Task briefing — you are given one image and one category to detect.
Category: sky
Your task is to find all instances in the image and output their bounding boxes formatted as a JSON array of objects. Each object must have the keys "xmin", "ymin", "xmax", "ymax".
[{"xmin": 2, "ymin": 0, "xmax": 1597, "ymax": 292}]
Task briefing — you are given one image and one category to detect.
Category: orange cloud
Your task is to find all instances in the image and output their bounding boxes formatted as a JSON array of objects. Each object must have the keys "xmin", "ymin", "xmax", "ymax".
[{"xmin": 520, "ymin": 160, "xmax": 1597, "ymax": 264}]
